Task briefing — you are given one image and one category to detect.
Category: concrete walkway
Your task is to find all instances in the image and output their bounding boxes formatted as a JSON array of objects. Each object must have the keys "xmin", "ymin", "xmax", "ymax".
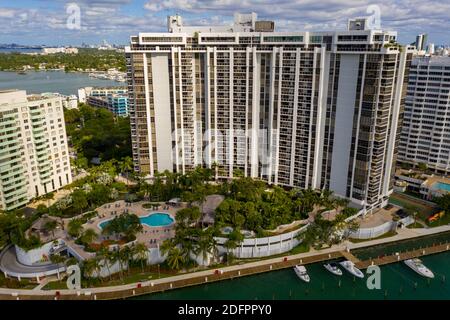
[{"xmin": 0, "ymin": 245, "xmax": 65, "ymax": 279}]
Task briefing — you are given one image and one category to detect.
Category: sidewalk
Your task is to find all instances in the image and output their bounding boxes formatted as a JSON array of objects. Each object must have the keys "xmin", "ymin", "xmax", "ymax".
[{"xmin": 1, "ymin": 224, "xmax": 449, "ymax": 299}]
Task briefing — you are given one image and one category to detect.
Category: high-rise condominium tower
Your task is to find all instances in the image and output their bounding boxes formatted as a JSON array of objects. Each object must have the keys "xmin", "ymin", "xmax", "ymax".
[
  {"xmin": 0, "ymin": 90, "xmax": 72, "ymax": 211},
  {"xmin": 415, "ymin": 34, "xmax": 428, "ymax": 52},
  {"xmin": 398, "ymin": 56, "xmax": 450, "ymax": 174},
  {"xmin": 125, "ymin": 13, "xmax": 414, "ymax": 212}
]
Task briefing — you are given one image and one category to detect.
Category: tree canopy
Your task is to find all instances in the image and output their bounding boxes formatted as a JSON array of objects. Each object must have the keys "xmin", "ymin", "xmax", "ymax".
[
  {"xmin": 101, "ymin": 213, "xmax": 143, "ymax": 241},
  {"xmin": 65, "ymin": 104, "xmax": 131, "ymax": 164},
  {"xmin": 0, "ymin": 49, "xmax": 125, "ymax": 72}
]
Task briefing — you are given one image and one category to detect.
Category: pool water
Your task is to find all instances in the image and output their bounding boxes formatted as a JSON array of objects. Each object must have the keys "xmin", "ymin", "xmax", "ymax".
[
  {"xmin": 434, "ymin": 182, "xmax": 450, "ymax": 192},
  {"xmin": 99, "ymin": 213, "xmax": 174, "ymax": 229},
  {"xmin": 140, "ymin": 213, "xmax": 174, "ymax": 227}
]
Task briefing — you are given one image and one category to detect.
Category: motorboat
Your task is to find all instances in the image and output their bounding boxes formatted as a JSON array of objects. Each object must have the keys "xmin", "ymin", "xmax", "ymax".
[
  {"xmin": 324, "ymin": 262, "xmax": 343, "ymax": 276},
  {"xmin": 339, "ymin": 260, "xmax": 364, "ymax": 278},
  {"xmin": 293, "ymin": 265, "xmax": 310, "ymax": 283},
  {"xmin": 404, "ymin": 258, "xmax": 435, "ymax": 278}
]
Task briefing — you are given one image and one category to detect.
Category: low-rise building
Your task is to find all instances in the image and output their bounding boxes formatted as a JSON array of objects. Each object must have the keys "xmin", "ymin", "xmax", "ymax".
[
  {"xmin": 394, "ymin": 169, "xmax": 450, "ymax": 200},
  {"xmin": 41, "ymin": 47, "xmax": 78, "ymax": 54},
  {"xmin": 42, "ymin": 93, "xmax": 78, "ymax": 109},
  {"xmin": 78, "ymin": 86, "xmax": 127, "ymax": 103},
  {"xmin": 420, "ymin": 175, "xmax": 450, "ymax": 200},
  {"xmin": 78, "ymin": 86, "xmax": 128, "ymax": 116},
  {"xmin": 61, "ymin": 94, "xmax": 78, "ymax": 109}
]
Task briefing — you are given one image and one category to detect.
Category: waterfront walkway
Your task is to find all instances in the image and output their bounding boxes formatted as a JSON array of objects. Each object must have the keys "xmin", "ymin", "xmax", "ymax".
[{"xmin": 1, "ymin": 224, "xmax": 449, "ymax": 300}]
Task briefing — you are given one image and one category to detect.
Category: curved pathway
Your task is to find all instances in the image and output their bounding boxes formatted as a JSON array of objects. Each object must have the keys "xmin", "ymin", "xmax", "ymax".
[{"xmin": 0, "ymin": 245, "xmax": 65, "ymax": 279}]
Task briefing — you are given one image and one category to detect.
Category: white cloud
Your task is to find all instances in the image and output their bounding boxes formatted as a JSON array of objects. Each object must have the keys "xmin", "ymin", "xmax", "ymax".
[
  {"xmin": 143, "ymin": 0, "xmax": 450, "ymax": 43},
  {"xmin": 0, "ymin": 0, "xmax": 449, "ymax": 45}
]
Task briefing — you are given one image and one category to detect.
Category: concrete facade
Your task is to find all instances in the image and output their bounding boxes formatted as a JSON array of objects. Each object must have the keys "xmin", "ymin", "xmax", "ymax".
[
  {"xmin": 0, "ymin": 90, "xmax": 72, "ymax": 211},
  {"xmin": 125, "ymin": 14, "xmax": 414, "ymax": 213}
]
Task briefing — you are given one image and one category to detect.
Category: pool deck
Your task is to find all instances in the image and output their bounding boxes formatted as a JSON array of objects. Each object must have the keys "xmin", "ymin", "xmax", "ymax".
[
  {"xmin": 423, "ymin": 176, "xmax": 450, "ymax": 190},
  {"xmin": 80, "ymin": 200, "xmax": 179, "ymax": 248}
]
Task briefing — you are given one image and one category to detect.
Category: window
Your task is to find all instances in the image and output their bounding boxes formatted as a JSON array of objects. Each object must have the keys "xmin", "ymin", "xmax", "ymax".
[{"xmin": 264, "ymin": 36, "xmax": 303, "ymax": 42}]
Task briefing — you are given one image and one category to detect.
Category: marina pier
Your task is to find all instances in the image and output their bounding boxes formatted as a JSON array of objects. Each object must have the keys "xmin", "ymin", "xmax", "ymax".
[{"xmin": 0, "ymin": 229, "xmax": 449, "ymax": 300}]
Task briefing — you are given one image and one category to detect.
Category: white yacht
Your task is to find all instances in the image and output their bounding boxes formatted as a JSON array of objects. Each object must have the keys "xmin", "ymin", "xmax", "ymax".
[
  {"xmin": 294, "ymin": 265, "xmax": 310, "ymax": 283},
  {"xmin": 324, "ymin": 262, "xmax": 343, "ymax": 276},
  {"xmin": 404, "ymin": 258, "xmax": 435, "ymax": 278},
  {"xmin": 339, "ymin": 260, "xmax": 364, "ymax": 278}
]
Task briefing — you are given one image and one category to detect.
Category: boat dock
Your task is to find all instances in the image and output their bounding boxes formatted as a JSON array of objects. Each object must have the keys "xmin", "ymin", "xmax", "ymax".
[
  {"xmin": 340, "ymin": 251, "xmax": 361, "ymax": 264},
  {"xmin": 355, "ymin": 242, "xmax": 450, "ymax": 269},
  {"xmin": 0, "ymin": 230, "xmax": 449, "ymax": 300}
]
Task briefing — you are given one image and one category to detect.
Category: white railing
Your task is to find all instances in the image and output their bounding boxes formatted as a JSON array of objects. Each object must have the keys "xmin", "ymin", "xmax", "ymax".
[
  {"xmin": 214, "ymin": 224, "xmax": 309, "ymax": 258},
  {"xmin": 349, "ymin": 221, "xmax": 396, "ymax": 240},
  {"xmin": 349, "ymin": 215, "xmax": 415, "ymax": 240}
]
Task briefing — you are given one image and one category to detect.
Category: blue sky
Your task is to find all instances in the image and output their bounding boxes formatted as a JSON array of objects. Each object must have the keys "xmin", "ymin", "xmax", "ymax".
[{"xmin": 0, "ymin": 0, "xmax": 449, "ymax": 46}]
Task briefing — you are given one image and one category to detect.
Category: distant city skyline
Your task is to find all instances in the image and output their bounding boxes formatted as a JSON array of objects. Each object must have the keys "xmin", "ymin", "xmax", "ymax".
[{"xmin": 1, "ymin": 0, "xmax": 449, "ymax": 46}]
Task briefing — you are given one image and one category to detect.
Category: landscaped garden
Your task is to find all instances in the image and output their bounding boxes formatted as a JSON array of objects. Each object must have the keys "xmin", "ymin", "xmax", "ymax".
[{"xmin": 2, "ymin": 157, "xmax": 448, "ymax": 289}]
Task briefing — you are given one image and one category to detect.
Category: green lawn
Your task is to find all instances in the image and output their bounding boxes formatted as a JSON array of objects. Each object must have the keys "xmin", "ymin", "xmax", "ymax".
[
  {"xmin": 43, "ymin": 280, "xmax": 70, "ymax": 290},
  {"xmin": 42, "ymin": 269, "xmax": 172, "ymax": 290},
  {"xmin": 0, "ymin": 273, "xmax": 36, "ymax": 289},
  {"xmin": 389, "ymin": 193, "xmax": 441, "ymax": 222},
  {"xmin": 388, "ymin": 193, "xmax": 449, "ymax": 228},
  {"xmin": 289, "ymin": 242, "xmax": 310, "ymax": 254},
  {"xmin": 389, "ymin": 195, "xmax": 433, "ymax": 216},
  {"xmin": 407, "ymin": 222, "xmax": 425, "ymax": 229}
]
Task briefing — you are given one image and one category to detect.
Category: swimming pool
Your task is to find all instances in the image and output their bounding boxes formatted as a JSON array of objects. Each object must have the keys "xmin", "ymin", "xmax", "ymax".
[
  {"xmin": 140, "ymin": 213, "xmax": 174, "ymax": 227},
  {"xmin": 99, "ymin": 213, "xmax": 174, "ymax": 229},
  {"xmin": 432, "ymin": 182, "xmax": 450, "ymax": 192}
]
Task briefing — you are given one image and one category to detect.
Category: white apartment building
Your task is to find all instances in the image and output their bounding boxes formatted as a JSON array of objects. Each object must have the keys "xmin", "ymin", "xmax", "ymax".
[
  {"xmin": 78, "ymin": 86, "xmax": 127, "ymax": 103},
  {"xmin": 61, "ymin": 94, "xmax": 78, "ymax": 109},
  {"xmin": 0, "ymin": 90, "xmax": 72, "ymax": 211},
  {"xmin": 398, "ymin": 56, "xmax": 450, "ymax": 174},
  {"xmin": 42, "ymin": 93, "xmax": 78, "ymax": 109},
  {"xmin": 41, "ymin": 47, "xmax": 78, "ymax": 55},
  {"xmin": 125, "ymin": 13, "xmax": 414, "ymax": 212}
]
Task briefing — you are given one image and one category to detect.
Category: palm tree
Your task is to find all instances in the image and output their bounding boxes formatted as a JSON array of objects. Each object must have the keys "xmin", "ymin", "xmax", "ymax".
[
  {"xmin": 195, "ymin": 229, "xmax": 216, "ymax": 265},
  {"xmin": 223, "ymin": 239, "xmax": 237, "ymax": 265},
  {"xmin": 68, "ymin": 219, "xmax": 84, "ymax": 238},
  {"xmin": 108, "ymin": 249, "xmax": 121, "ymax": 279},
  {"xmin": 50, "ymin": 254, "xmax": 66, "ymax": 280},
  {"xmin": 45, "ymin": 220, "xmax": 58, "ymax": 239},
  {"xmin": 65, "ymin": 257, "xmax": 78, "ymax": 267},
  {"xmin": 133, "ymin": 243, "xmax": 149, "ymax": 273},
  {"xmin": 83, "ymin": 258, "xmax": 101, "ymax": 280},
  {"xmin": 228, "ymin": 229, "xmax": 244, "ymax": 256},
  {"xmin": 193, "ymin": 185, "xmax": 208, "ymax": 219},
  {"xmin": 160, "ymin": 238, "xmax": 175, "ymax": 258},
  {"xmin": 120, "ymin": 246, "xmax": 132, "ymax": 276},
  {"xmin": 412, "ymin": 211, "xmax": 418, "ymax": 226},
  {"xmin": 97, "ymin": 246, "xmax": 113, "ymax": 280},
  {"xmin": 81, "ymin": 229, "xmax": 98, "ymax": 245},
  {"xmin": 72, "ymin": 190, "xmax": 88, "ymax": 215},
  {"xmin": 166, "ymin": 247, "xmax": 185, "ymax": 270},
  {"xmin": 119, "ymin": 156, "xmax": 133, "ymax": 186}
]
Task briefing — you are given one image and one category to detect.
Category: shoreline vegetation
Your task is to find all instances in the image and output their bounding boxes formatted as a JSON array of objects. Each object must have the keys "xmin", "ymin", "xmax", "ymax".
[{"xmin": 0, "ymin": 49, "xmax": 126, "ymax": 73}]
